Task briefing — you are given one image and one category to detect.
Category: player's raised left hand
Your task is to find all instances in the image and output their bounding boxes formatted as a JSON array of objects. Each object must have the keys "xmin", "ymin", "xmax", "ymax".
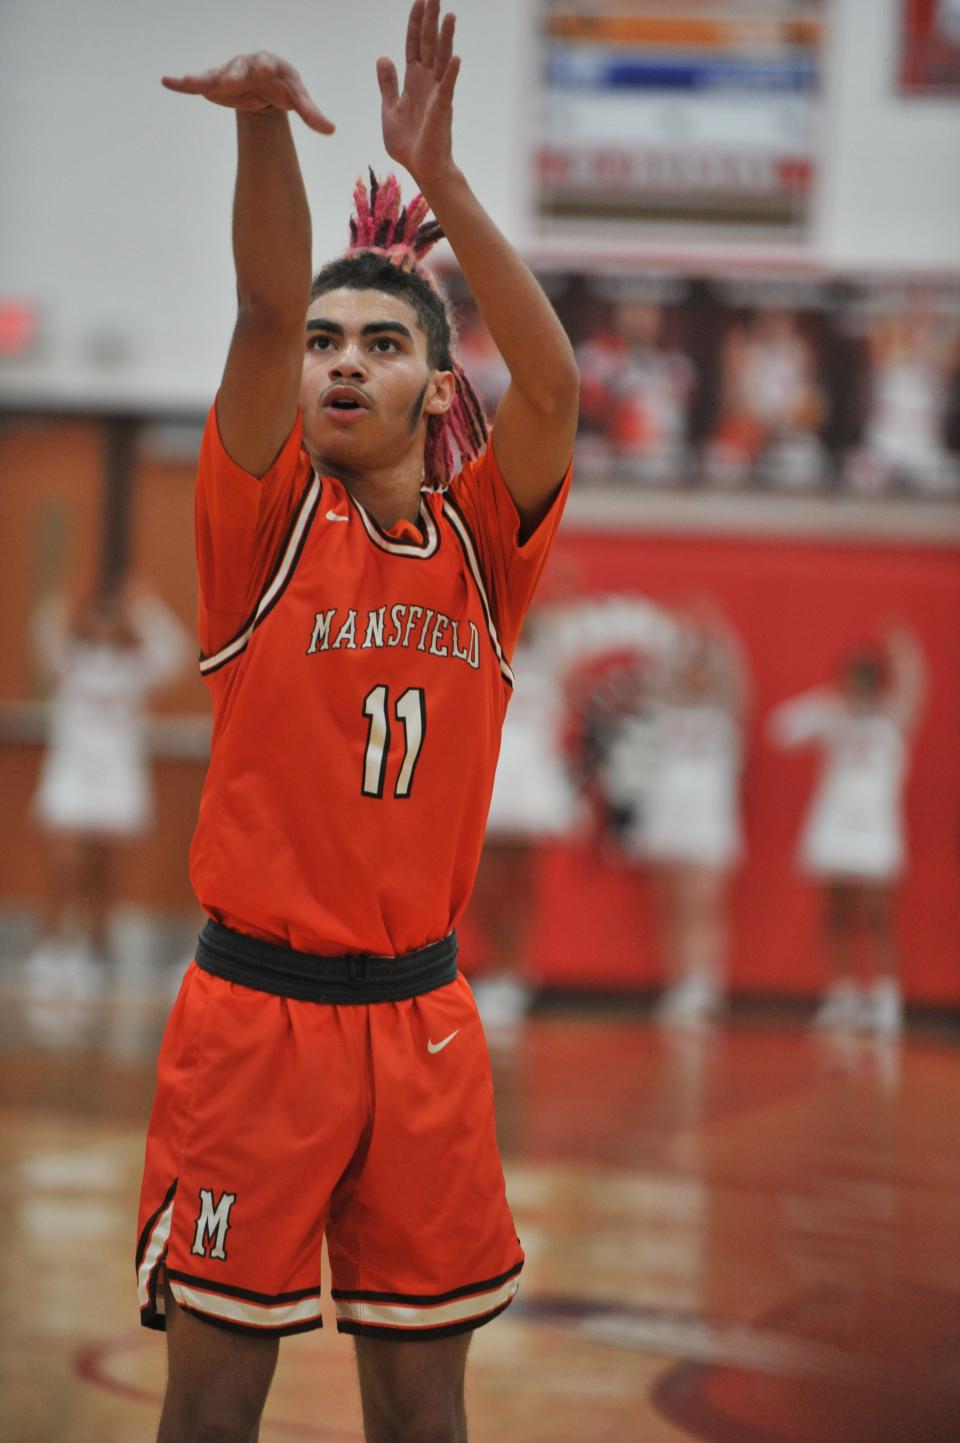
[{"xmin": 377, "ymin": 0, "xmax": 460, "ymax": 186}]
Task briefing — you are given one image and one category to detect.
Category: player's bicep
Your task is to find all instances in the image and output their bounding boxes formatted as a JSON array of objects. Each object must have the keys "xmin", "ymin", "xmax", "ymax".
[
  {"xmin": 490, "ymin": 382, "xmax": 578, "ymax": 539},
  {"xmin": 216, "ymin": 309, "xmax": 305, "ymax": 478}
]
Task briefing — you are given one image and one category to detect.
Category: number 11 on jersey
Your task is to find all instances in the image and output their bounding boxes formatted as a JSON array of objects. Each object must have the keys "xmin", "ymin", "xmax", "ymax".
[{"xmin": 361, "ymin": 686, "xmax": 427, "ymax": 799}]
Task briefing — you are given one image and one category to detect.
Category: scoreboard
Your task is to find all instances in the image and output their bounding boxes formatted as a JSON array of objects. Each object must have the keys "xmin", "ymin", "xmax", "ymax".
[{"xmin": 534, "ymin": 1, "xmax": 826, "ymax": 240}]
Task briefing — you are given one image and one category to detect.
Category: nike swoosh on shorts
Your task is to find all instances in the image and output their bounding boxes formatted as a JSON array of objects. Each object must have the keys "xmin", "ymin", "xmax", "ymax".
[{"xmin": 427, "ymin": 1029, "xmax": 460, "ymax": 1054}]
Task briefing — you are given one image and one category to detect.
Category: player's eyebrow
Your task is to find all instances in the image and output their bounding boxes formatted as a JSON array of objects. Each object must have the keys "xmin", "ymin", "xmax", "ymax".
[
  {"xmin": 306, "ymin": 319, "xmax": 414, "ymax": 342},
  {"xmin": 360, "ymin": 321, "xmax": 414, "ymax": 341}
]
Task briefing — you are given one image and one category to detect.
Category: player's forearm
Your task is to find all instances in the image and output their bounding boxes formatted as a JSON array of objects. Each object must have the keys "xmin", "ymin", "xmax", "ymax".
[
  {"xmin": 232, "ymin": 111, "xmax": 312, "ymax": 320},
  {"xmin": 421, "ymin": 168, "xmax": 579, "ymax": 413}
]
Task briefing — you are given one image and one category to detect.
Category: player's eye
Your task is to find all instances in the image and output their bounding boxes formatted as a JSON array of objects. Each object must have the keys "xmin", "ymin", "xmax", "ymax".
[
  {"xmin": 307, "ymin": 335, "xmax": 334, "ymax": 351},
  {"xmin": 372, "ymin": 337, "xmax": 400, "ymax": 353}
]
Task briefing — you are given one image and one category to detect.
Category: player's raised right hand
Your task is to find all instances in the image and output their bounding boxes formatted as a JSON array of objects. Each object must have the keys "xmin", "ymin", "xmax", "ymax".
[{"xmin": 162, "ymin": 52, "xmax": 335, "ymax": 134}]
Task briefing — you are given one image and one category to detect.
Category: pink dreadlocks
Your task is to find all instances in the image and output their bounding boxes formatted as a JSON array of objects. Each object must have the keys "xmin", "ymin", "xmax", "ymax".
[{"xmin": 310, "ymin": 170, "xmax": 489, "ymax": 490}]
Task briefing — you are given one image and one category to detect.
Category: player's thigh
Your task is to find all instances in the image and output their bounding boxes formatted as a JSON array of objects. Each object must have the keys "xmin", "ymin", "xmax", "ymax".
[
  {"xmin": 354, "ymin": 1331, "xmax": 471, "ymax": 1443},
  {"xmin": 158, "ymin": 1276, "xmax": 279, "ymax": 1443},
  {"xmin": 327, "ymin": 977, "xmax": 523, "ymax": 1338}
]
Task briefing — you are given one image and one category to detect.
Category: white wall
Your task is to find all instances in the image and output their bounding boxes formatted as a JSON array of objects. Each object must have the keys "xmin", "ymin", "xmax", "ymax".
[
  {"xmin": 0, "ymin": 0, "xmax": 957, "ymax": 412},
  {"xmin": 0, "ymin": 0, "xmax": 529, "ymax": 410}
]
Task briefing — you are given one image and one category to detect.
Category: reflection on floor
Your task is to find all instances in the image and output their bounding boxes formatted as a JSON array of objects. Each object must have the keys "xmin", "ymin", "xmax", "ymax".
[{"xmin": 2, "ymin": 946, "xmax": 960, "ymax": 1443}]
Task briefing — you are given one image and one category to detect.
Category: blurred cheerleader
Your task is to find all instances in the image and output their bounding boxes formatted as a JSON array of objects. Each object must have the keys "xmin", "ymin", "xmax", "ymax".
[
  {"xmin": 769, "ymin": 624, "xmax": 926, "ymax": 1035},
  {"xmin": 469, "ymin": 611, "xmax": 575, "ymax": 1039},
  {"xmin": 25, "ymin": 584, "xmax": 189, "ymax": 994},
  {"xmin": 644, "ymin": 602, "xmax": 749, "ymax": 1026}
]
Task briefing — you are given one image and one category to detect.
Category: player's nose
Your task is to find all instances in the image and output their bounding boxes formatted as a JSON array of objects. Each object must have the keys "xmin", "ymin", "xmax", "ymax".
[{"xmin": 331, "ymin": 342, "xmax": 367, "ymax": 379}]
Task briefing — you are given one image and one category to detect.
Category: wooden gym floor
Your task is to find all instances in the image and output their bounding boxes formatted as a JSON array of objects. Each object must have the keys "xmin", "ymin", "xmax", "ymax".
[{"xmin": 2, "ymin": 956, "xmax": 960, "ymax": 1443}]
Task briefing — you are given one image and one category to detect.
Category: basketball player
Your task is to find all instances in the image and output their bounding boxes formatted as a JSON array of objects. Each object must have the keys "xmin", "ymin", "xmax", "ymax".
[
  {"xmin": 705, "ymin": 308, "xmax": 826, "ymax": 491},
  {"xmin": 575, "ymin": 299, "xmax": 694, "ymax": 484},
  {"xmin": 137, "ymin": 6, "xmax": 578, "ymax": 1440},
  {"xmin": 854, "ymin": 302, "xmax": 960, "ymax": 497}
]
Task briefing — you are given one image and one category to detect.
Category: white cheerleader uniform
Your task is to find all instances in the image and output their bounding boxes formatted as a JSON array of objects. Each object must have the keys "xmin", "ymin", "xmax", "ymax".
[
  {"xmin": 642, "ymin": 701, "xmax": 744, "ymax": 868},
  {"xmin": 485, "ymin": 642, "xmax": 575, "ymax": 841},
  {"xmin": 32, "ymin": 597, "xmax": 189, "ymax": 838},
  {"xmin": 770, "ymin": 690, "xmax": 908, "ymax": 880}
]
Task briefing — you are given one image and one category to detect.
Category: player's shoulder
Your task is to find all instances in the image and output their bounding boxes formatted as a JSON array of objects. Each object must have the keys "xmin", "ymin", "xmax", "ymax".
[
  {"xmin": 448, "ymin": 439, "xmax": 500, "ymax": 491},
  {"xmin": 198, "ymin": 402, "xmax": 310, "ymax": 493},
  {"xmin": 444, "ymin": 440, "xmax": 512, "ymax": 516}
]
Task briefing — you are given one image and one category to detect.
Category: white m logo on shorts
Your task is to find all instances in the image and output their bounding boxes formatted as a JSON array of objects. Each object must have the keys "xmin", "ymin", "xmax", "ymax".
[{"xmin": 191, "ymin": 1188, "xmax": 236, "ymax": 1260}]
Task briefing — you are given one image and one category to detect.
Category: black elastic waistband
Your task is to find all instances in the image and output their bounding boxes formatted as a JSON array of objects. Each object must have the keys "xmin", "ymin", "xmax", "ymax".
[{"xmin": 195, "ymin": 919, "xmax": 458, "ymax": 1004}]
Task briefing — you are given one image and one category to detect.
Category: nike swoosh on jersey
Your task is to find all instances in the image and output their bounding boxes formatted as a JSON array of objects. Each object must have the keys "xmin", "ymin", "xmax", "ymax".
[
  {"xmin": 326, "ymin": 510, "xmax": 349, "ymax": 523},
  {"xmin": 427, "ymin": 1029, "xmax": 460, "ymax": 1054}
]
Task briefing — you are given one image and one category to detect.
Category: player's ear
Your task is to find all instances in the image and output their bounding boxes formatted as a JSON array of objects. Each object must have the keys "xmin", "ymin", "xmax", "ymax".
[{"xmin": 424, "ymin": 369, "xmax": 455, "ymax": 416}]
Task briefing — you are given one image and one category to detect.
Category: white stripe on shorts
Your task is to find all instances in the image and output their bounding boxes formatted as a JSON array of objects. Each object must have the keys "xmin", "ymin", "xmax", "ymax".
[
  {"xmin": 169, "ymin": 1279, "xmax": 322, "ymax": 1330},
  {"xmin": 334, "ymin": 1271, "xmax": 520, "ymax": 1331},
  {"xmin": 137, "ymin": 1197, "xmax": 175, "ymax": 1309}
]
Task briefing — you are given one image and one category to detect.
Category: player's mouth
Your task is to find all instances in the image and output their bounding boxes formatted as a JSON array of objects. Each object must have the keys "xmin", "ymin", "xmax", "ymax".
[{"xmin": 322, "ymin": 385, "xmax": 371, "ymax": 421}]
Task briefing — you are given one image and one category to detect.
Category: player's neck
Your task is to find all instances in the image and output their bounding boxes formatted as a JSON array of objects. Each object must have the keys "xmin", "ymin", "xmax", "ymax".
[{"xmin": 313, "ymin": 454, "xmax": 425, "ymax": 529}]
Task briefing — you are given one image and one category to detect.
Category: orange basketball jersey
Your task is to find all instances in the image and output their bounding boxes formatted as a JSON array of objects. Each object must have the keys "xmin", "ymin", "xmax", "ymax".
[{"xmin": 190, "ymin": 406, "xmax": 570, "ymax": 958}]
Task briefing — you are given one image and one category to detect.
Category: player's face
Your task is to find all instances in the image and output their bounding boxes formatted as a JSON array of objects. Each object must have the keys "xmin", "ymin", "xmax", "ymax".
[{"xmin": 301, "ymin": 288, "xmax": 452, "ymax": 478}]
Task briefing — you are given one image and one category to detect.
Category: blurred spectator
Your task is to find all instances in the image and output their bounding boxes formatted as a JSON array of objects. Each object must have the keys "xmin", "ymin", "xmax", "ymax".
[
  {"xmin": 704, "ymin": 308, "xmax": 828, "ymax": 492},
  {"xmin": 24, "ymin": 583, "xmax": 190, "ymax": 998},
  {"xmin": 643, "ymin": 603, "xmax": 749, "ymax": 1027},
  {"xmin": 768, "ymin": 623, "xmax": 926, "ymax": 1036}
]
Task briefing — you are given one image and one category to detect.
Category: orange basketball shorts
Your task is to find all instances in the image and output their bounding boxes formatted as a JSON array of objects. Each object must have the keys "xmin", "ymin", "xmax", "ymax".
[{"xmin": 136, "ymin": 961, "xmax": 523, "ymax": 1338}]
